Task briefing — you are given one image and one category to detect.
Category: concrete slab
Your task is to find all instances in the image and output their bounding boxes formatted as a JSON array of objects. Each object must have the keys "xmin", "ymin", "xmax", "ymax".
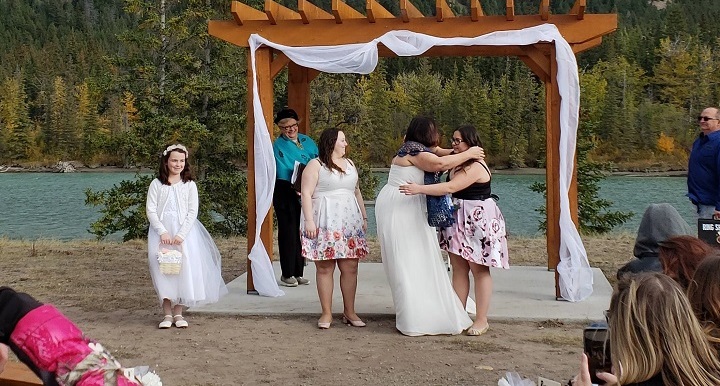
[{"xmin": 190, "ymin": 262, "xmax": 612, "ymax": 323}]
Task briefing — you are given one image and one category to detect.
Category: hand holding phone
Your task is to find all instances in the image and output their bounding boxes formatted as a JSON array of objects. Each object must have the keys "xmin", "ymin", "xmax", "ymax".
[{"xmin": 584, "ymin": 325, "xmax": 612, "ymax": 384}]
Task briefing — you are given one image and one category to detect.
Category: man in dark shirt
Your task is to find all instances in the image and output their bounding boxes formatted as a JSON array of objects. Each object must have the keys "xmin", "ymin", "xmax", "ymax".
[{"xmin": 688, "ymin": 107, "xmax": 720, "ymax": 219}]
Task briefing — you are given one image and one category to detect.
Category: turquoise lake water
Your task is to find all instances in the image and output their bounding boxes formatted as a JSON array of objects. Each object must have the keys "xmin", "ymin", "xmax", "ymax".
[{"xmin": 0, "ymin": 172, "xmax": 696, "ymax": 240}]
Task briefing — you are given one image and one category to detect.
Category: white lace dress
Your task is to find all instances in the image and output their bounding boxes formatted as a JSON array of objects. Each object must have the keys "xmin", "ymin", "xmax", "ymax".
[{"xmin": 375, "ymin": 165, "xmax": 473, "ymax": 336}]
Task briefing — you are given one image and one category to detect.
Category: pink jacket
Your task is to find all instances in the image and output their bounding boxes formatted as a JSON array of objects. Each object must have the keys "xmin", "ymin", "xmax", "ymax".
[{"xmin": 10, "ymin": 305, "xmax": 138, "ymax": 386}]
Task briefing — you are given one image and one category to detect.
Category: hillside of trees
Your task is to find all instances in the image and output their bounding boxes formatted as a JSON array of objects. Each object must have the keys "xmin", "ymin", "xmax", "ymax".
[
  {"xmin": 2, "ymin": 0, "xmax": 720, "ymax": 237},
  {"xmin": 1, "ymin": 0, "xmax": 720, "ymax": 170}
]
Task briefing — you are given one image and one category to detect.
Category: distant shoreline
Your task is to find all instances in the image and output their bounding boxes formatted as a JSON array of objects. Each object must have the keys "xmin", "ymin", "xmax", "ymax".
[
  {"xmin": 1, "ymin": 165, "xmax": 688, "ymax": 177},
  {"xmin": 371, "ymin": 167, "xmax": 688, "ymax": 177}
]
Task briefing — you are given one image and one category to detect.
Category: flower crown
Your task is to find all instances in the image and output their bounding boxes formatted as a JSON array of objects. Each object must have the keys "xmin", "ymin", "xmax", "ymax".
[{"xmin": 163, "ymin": 144, "xmax": 188, "ymax": 157}]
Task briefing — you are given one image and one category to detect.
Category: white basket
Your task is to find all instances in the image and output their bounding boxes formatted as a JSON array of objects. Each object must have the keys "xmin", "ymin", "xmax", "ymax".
[{"xmin": 157, "ymin": 246, "xmax": 182, "ymax": 275}]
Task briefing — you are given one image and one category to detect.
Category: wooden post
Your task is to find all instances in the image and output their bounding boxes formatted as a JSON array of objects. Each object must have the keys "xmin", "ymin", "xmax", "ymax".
[
  {"xmin": 545, "ymin": 44, "xmax": 562, "ymax": 299},
  {"xmin": 246, "ymin": 47, "xmax": 275, "ymax": 294},
  {"xmin": 288, "ymin": 62, "xmax": 311, "ymax": 135}
]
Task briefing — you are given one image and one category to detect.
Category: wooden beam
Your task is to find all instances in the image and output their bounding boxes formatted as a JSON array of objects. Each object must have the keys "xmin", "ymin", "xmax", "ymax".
[
  {"xmin": 246, "ymin": 47, "xmax": 275, "ymax": 294},
  {"xmin": 539, "ymin": 0, "xmax": 549, "ymax": 21},
  {"xmin": 332, "ymin": 0, "xmax": 364, "ymax": 24},
  {"xmin": 470, "ymin": 0, "xmax": 484, "ymax": 21},
  {"xmin": 571, "ymin": 36, "xmax": 602, "ymax": 53},
  {"xmin": 265, "ymin": 0, "xmax": 301, "ymax": 25},
  {"xmin": 209, "ymin": 14, "xmax": 618, "ymax": 48},
  {"xmin": 519, "ymin": 45, "xmax": 551, "ymax": 81},
  {"xmin": 570, "ymin": 0, "xmax": 585, "ymax": 20},
  {"xmin": 400, "ymin": 0, "xmax": 424, "ymax": 22},
  {"xmin": 366, "ymin": 0, "xmax": 393, "ymax": 23},
  {"xmin": 288, "ymin": 62, "xmax": 312, "ymax": 135},
  {"xmin": 271, "ymin": 50, "xmax": 291, "ymax": 78},
  {"xmin": 298, "ymin": 0, "xmax": 333, "ymax": 24},
  {"xmin": 506, "ymin": 0, "xmax": 514, "ymax": 21},
  {"xmin": 231, "ymin": 1, "xmax": 267, "ymax": 26},
  {"xmin": 308, "ymin": 68, "xmax": 321, "ymax": 81},
  {"xmin": 545, "ymin": 44, "xmax": 561, "ymax": 298},
  {"xmin": 436, "ymin": 0, "xmax": 455, "ymax": 22}
]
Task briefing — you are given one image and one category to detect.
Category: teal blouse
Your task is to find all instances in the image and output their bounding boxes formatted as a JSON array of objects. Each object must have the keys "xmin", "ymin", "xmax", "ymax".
[{"xmin": 273, "ymin": 133, "xmax": 319, "ymax": 182}]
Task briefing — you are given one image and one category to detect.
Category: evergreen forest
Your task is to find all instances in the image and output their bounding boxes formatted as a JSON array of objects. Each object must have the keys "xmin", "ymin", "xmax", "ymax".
[{"xmin": 1, "ymin": 0, "xmax": 718, "ymax": 238}]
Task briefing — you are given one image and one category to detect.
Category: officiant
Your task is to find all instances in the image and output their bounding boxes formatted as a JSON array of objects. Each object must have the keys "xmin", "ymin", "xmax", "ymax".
[{"xmin": 272, "ymin": 107, "xmax": 319, "ymax": 288}]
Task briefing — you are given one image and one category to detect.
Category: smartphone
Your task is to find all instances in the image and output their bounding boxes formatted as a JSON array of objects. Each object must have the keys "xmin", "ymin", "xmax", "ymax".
[{"xmin": 584, "ymin": 325, "xmax": 611, "ymax": 384}]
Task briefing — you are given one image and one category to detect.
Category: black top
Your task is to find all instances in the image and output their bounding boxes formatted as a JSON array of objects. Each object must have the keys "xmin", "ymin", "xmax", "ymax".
[
  {"xmin": 626, "ymin": 373, "xmax": 663, "ymax": 386},
  {"xmin": 448, "ymin": 162, "xmax": 492, "ymax": 200}
]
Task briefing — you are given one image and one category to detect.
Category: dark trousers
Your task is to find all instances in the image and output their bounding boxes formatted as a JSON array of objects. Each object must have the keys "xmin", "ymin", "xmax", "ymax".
[{"xmin": 273, "ymin": 180, "xmax": 304, "ymax": 278}]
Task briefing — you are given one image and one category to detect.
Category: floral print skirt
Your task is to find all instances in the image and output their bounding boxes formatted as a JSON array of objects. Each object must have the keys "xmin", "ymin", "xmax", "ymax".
[
  {"xmin": 301, "ymin": 193, "xmax": 369, "ymax": 261},
  {"xmin": 438, "ymin": 197, "xmax": 509, "ymax": 269}
]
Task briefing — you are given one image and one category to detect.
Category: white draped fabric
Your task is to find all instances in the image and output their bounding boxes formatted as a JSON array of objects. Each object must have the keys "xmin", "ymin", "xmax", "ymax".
[{"xmin": 247, "ymin": 24, "xmax": 593, "ymax": 302}]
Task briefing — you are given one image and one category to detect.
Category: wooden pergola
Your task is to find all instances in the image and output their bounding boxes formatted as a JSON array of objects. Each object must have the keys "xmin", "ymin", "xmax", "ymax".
[{"xmin": 209, "ymin": 0, "xmax": 617, "ymax": 297}]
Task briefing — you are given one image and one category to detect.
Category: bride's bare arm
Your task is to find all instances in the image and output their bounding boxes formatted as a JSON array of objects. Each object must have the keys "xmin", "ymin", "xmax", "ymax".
[
  {"xmin": 400, "ymin": 164, "xmax": 482, "ymax": 196},
  {"xmin": 429, "ymin": 146, "xmax": 454, "ymax": 157},
  {"xmin": 408, "ymin": 147, "xmax": 484, "ymax": 172}
]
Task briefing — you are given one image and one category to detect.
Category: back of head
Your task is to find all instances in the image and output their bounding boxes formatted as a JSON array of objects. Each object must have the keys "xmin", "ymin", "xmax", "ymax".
[
  {"xmin": 404, "ymin": 116, "xmax": 439, "ymax": 148},
  {"xmin": 609, "ymin": 273, "xmax": 720, "ymax": 385},
  {"xmin": 634, "ymin": 203, "xmax": 692, "ymax": 258},
  {"xmin": 659, "ymin": 235, "xmax": 713, "ymax": 290},
  {"xmin": 688, "ymin": 254, "xmax": 720, "ymax": 343}
]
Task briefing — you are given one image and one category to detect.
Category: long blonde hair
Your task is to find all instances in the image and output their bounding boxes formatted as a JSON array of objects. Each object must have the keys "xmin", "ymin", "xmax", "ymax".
[{"xmin": 609, "ymin": 273, "xmax": 720, "ymax": 385}]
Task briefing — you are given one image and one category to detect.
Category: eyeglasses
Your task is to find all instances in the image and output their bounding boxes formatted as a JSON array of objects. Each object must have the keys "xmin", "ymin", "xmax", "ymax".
[
  {"xmin": 451, "ymin": 138, "xmax": 464, "ymax": 145},
  {"xmin": 603, "ymin": 309, "xmax": 610, "ymax": 323},
  {"xmin": 279, "ymin": 123, "xmax": 298, "ymax": 130},
  {"xmin": 698, "ymin": 116, "xmax": 719, "ymax": 122}
]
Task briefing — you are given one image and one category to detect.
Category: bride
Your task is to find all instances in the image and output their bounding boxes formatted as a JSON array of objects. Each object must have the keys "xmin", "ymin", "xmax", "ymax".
[{"xmin": 375, "ymin": 116, "xmax": 484, "ymax": 336}]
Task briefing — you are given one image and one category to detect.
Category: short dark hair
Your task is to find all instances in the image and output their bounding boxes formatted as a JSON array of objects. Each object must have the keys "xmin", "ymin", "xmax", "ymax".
[
  {"xmin": 274, "ymin": 107, "xmax": 299, "ymax": 124},
  {"xmin": 404, "ymin": 116, "xmax": 439, "ymax": 148}
]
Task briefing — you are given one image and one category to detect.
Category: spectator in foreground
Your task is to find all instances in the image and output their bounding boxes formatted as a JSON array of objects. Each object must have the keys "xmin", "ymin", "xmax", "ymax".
[
  {"xmin": 0, "ymin": 287, "xmax": 161, "ymax": 385},
  {"xmin": 572, "ymin": 273, "xmax": 720, "ymax": 386}
]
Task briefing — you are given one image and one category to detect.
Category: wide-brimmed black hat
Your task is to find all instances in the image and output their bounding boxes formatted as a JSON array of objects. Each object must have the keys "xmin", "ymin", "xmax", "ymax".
[{"xmin": 274, "ymin": 108, "xmax": 299, "ymax": 124}]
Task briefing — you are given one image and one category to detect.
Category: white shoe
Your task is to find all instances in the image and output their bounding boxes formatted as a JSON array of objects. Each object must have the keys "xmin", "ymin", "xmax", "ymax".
[
  {"xmin": 173, "ymin": 315, "xmax": 189, "ymax": 328},
  {"xmin": 158, "ymin": 315, "xmax": 173, "ymax": 329}
]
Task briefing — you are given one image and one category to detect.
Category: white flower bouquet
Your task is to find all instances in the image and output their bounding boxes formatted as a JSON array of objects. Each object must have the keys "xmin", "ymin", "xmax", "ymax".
[
  {"xmin": 124, "ymin": 366, "xmax": 163, "ymax": 386},
  {"xmin": 157, "ymin": 246, "xmax": 182, "ymax": 275}
]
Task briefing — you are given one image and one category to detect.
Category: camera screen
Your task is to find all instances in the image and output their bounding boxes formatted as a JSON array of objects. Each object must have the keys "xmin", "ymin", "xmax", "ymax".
[{"xmin": 583, "ymin": 327, "xmax": 611, "ymax": 384}]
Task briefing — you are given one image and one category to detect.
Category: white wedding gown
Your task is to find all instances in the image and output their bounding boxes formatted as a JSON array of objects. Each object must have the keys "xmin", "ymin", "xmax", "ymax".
[{"xmin": 375, "ymin": 165, "xmax": 473, "ymax": 336}]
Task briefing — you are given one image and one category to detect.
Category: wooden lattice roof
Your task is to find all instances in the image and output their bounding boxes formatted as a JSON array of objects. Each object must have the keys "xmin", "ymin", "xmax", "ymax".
[{"xmin": 209, "ymin": 0, "xmax": 617, "ymax": 55}]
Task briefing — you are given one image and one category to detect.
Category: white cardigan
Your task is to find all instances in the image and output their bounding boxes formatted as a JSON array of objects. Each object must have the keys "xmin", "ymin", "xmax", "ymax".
[{"xmin": 145, "ymin": 178, "xmax": 199, "ymax": 240}]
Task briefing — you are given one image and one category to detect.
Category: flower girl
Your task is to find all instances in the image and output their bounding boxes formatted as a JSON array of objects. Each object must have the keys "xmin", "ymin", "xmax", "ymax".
[{"xmin": 146, "ymin": 144, "xmax": 227, "ymax": 329}]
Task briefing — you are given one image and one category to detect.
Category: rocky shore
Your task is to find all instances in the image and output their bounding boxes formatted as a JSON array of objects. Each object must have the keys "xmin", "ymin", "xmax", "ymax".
[{"xmin": 0, "ymin": 162, "xmax": 149, "ymax": 173}]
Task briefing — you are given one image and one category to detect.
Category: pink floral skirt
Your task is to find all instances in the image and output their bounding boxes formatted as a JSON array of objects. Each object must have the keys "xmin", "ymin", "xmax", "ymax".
[
  {"xmin": 438, "ymin": 198, "xmax": 509, "ymax": 269},
  {"xmin": 302, "ymin": 228, "xmax": 369, "ymax": 261}
]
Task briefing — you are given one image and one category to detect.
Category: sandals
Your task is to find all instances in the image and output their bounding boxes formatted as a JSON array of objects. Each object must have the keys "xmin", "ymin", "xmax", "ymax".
[
  {"xmin": 158, "ymin": 315, "xmax": 173, "ymax": 329},
  {"xmin": 173, "ymin": 315, "xmax": 189, "ymax": 328},
  {"xmin": 466, "ymin": 324, "xmax": 490, "ymax": 336}
]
